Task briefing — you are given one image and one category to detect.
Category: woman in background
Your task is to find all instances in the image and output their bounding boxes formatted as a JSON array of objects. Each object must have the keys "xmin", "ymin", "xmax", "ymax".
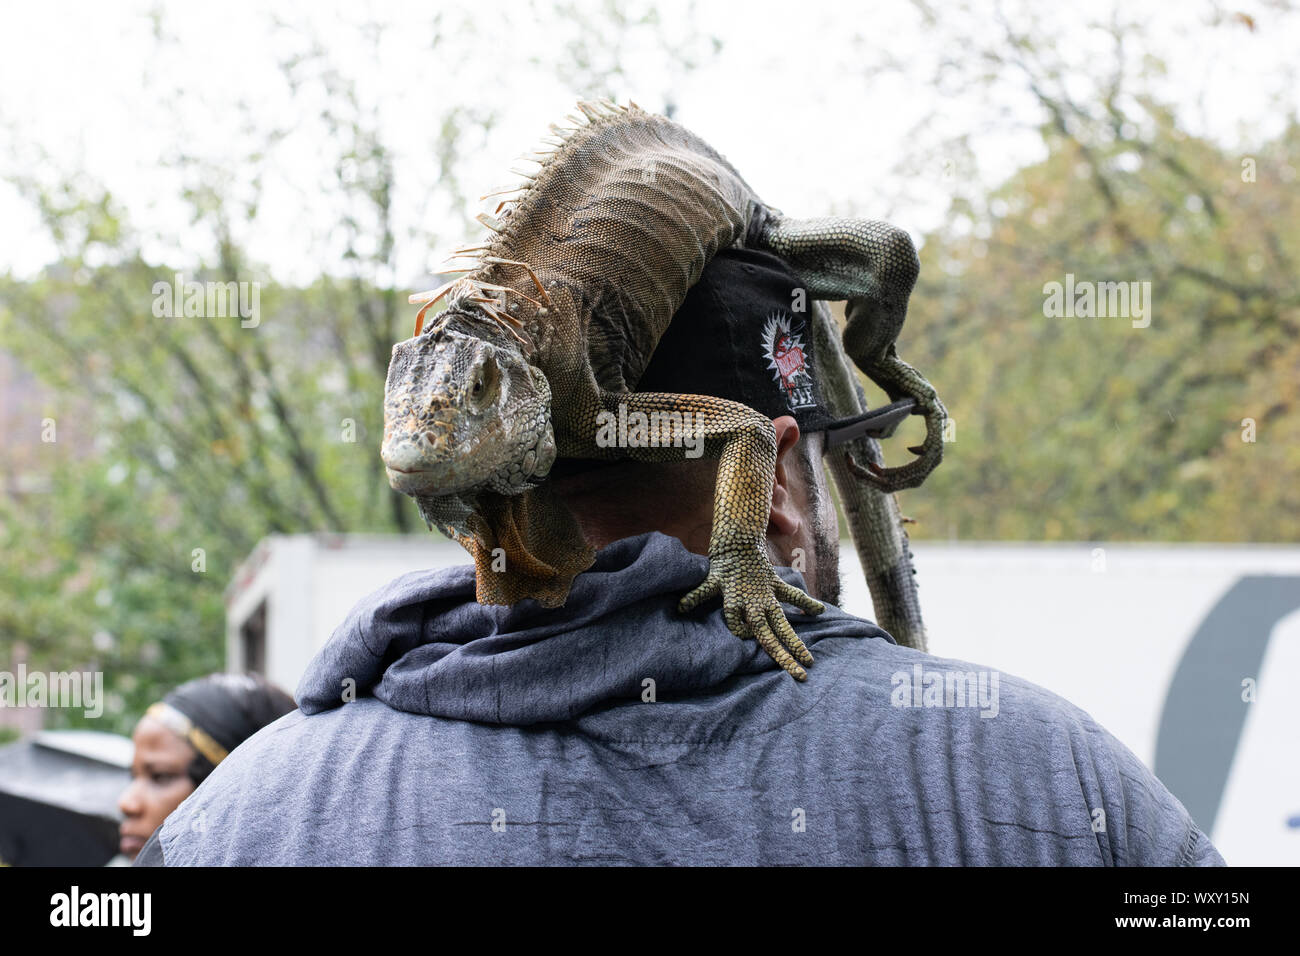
[{"xmin": 115, "ymin": 672, "xmax": 296, "ymax": 861}]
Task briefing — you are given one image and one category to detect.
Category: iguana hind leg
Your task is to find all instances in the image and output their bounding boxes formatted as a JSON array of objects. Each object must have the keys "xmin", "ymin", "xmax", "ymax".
[
  {"xmin": 753, "ymin": 215, "xmax": 947, "ymax": 491},
  {"xmin": 568, "ymin": 389, "xmax": 824, "ymax": 680}
]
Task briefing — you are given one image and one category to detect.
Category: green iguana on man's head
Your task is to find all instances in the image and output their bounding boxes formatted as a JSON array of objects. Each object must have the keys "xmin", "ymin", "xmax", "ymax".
[{"xmin": 379, "ymin": 98, "xmax": 946, "ymax": 679}]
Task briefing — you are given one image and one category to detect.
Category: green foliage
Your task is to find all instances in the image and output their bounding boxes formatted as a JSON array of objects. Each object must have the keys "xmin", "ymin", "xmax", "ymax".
[
  {"xmin": 898, "ymin": 113, "xmax": 1299, "ymax": 542},
  {"xmin": 0, "ymin": 257, "xmax": 407, "ymax": 732}
]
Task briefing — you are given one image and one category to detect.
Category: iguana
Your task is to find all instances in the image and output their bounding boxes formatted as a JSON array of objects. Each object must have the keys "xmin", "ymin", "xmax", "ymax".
[{"xmin": 381, "ymin": 99, "xmax": 946, "ymax": 680}]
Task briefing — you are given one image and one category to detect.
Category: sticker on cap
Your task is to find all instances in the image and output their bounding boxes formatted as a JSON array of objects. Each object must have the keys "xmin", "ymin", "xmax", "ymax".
[{"xmin": 761, "ymin": 311, "xmax": 816, "ymax": 411}]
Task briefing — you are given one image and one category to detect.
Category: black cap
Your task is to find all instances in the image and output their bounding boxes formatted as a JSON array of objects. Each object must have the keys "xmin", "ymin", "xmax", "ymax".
[{"xmin": 549, "ymin": 247, "xmax": 913, "ymax": 477}]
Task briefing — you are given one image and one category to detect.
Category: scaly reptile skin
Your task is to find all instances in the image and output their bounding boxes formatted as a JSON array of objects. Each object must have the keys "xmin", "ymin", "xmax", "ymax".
[{"xmin": 381, "ymin": 99, "xmax": 945, "ymax": 680}]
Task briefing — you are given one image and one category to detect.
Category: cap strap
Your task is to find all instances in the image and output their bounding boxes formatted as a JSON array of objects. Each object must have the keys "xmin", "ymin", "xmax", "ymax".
[{"xmin": 823, "ymin": 398, "xmax": 918, "ymax": 448}]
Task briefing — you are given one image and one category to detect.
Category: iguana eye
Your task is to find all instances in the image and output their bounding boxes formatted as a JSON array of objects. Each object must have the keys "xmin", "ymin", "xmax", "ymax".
[{"xmin": 467, "ymin": 359, "xmax": 499, "ymax": 410}]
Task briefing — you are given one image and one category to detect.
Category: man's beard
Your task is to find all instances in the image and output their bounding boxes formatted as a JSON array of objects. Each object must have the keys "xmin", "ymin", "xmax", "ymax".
[{"xmin": 807, "ymin": 487, "xmax": 842, "ymax": 607}]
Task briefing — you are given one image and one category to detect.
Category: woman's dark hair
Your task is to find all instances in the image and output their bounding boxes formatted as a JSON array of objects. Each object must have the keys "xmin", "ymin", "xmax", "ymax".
[{"xmin": 159, "ymin": 673, "xmax": 296, "ymax": 785}]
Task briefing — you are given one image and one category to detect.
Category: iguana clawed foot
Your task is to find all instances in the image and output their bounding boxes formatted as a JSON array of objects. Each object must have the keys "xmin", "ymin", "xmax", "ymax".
[
  {"xmin": 678, "ymin": 546, "xmax": 824, "ymax": 681},
  {"xmin": 847, "ymin": 346, "xmax": 948, "ymax": 492},
  {"xmin": 753, "ymin": 214, "xmax": 946, "ymax": 494}
]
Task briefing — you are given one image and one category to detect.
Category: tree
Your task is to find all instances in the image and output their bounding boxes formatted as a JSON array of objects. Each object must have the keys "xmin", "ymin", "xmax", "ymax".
[
  {"xmin": 876, "ymin": 2, "xmax": 1300, "ymax": 541},
  {"xmin": 0, "ymin": 3, "xmax": 722, "ymax": 734}
]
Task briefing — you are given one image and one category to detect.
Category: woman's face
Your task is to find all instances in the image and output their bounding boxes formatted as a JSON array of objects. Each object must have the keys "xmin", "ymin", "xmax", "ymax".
[{"xmin": 116, "ymin": 715, "xmax": 197, "ymax": 860}]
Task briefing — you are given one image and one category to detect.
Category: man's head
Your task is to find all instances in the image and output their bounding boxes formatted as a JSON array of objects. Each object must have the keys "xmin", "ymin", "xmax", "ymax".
[
  {"xmin": 551, "ymin": 248, "xmax": 864, "ymax": 605},
  {"xmin": 551, "ymin": 414, "xmax": 843, "ymax": 604}
]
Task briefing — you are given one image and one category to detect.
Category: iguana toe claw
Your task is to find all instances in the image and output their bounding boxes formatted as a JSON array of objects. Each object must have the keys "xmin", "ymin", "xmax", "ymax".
[
  {"xmin": 747, "ymin": 607, "xmax": 808, "ymax": 681},
  {"xmin": 774, "ymin": 578, "xmax": 825, "ymax": 618},
  {"xmin": 678, "ymin": 574, "xmax": 722, "ymax": 615}
]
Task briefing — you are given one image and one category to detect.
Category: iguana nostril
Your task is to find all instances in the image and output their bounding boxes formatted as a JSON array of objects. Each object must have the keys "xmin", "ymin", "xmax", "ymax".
[{"xmin": 425, "ymin": 431, "xmax": 437, "ymax": 444}]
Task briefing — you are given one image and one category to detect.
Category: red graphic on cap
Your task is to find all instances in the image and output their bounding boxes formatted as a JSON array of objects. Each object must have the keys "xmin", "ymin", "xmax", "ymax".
[
  {"xmin": 761, "ymin": 312, "xmax": 816, "ymax": 410},
  {"xmin": 772, "ymin": 333, "xmax": 805, "ymax": 386}
]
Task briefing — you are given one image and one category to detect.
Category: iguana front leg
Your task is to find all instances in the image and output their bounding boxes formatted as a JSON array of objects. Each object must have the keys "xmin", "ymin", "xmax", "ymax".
[
  {"xmin": 565, "ymin": 389, "xmax": 825, "ymax": 680},
  {"xmin": 754, "ymin": 215, "xmax": 947, "ymax": 491}
]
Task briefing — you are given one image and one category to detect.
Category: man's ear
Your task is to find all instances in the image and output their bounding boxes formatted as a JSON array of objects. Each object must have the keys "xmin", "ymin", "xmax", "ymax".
[{"xmin": 769, "ymin": 415, "xmax": 802, "ymax": 537}]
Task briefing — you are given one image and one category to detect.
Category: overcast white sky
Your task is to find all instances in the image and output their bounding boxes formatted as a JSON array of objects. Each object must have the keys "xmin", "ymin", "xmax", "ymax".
[{"xmin": 0, "ymin": 0, "xmax": 1295, "ymax": 285}]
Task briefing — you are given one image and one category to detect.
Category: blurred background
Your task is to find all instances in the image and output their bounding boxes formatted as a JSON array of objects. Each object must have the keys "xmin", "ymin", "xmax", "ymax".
[{"xmin": 0, "ymin": 0, "xmax": 1296, "ymax": 864}]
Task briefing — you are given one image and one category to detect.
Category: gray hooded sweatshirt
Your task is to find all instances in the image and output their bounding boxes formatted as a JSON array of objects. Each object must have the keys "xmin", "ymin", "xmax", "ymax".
[{"xmin": 136, "ymin": 531, "xmax": 1223, "ymax": 866}]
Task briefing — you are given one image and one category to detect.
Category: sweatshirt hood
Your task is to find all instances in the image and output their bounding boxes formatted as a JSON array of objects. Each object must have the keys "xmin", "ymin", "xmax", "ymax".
[{"xmin": 296, "ymin": 531, "xmax": 891, "ymax": 725}]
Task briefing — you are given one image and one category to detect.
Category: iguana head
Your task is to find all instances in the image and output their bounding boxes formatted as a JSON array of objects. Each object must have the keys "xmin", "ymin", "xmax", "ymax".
[{"xmin": 381, "ymin": 318, "xmax": 556, "ymax": 499}]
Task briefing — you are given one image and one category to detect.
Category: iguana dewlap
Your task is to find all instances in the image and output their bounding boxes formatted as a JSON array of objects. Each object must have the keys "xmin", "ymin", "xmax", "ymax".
[{"xmin": 381, "ymin": 99, "xmax": 945, "ymax": 680}]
